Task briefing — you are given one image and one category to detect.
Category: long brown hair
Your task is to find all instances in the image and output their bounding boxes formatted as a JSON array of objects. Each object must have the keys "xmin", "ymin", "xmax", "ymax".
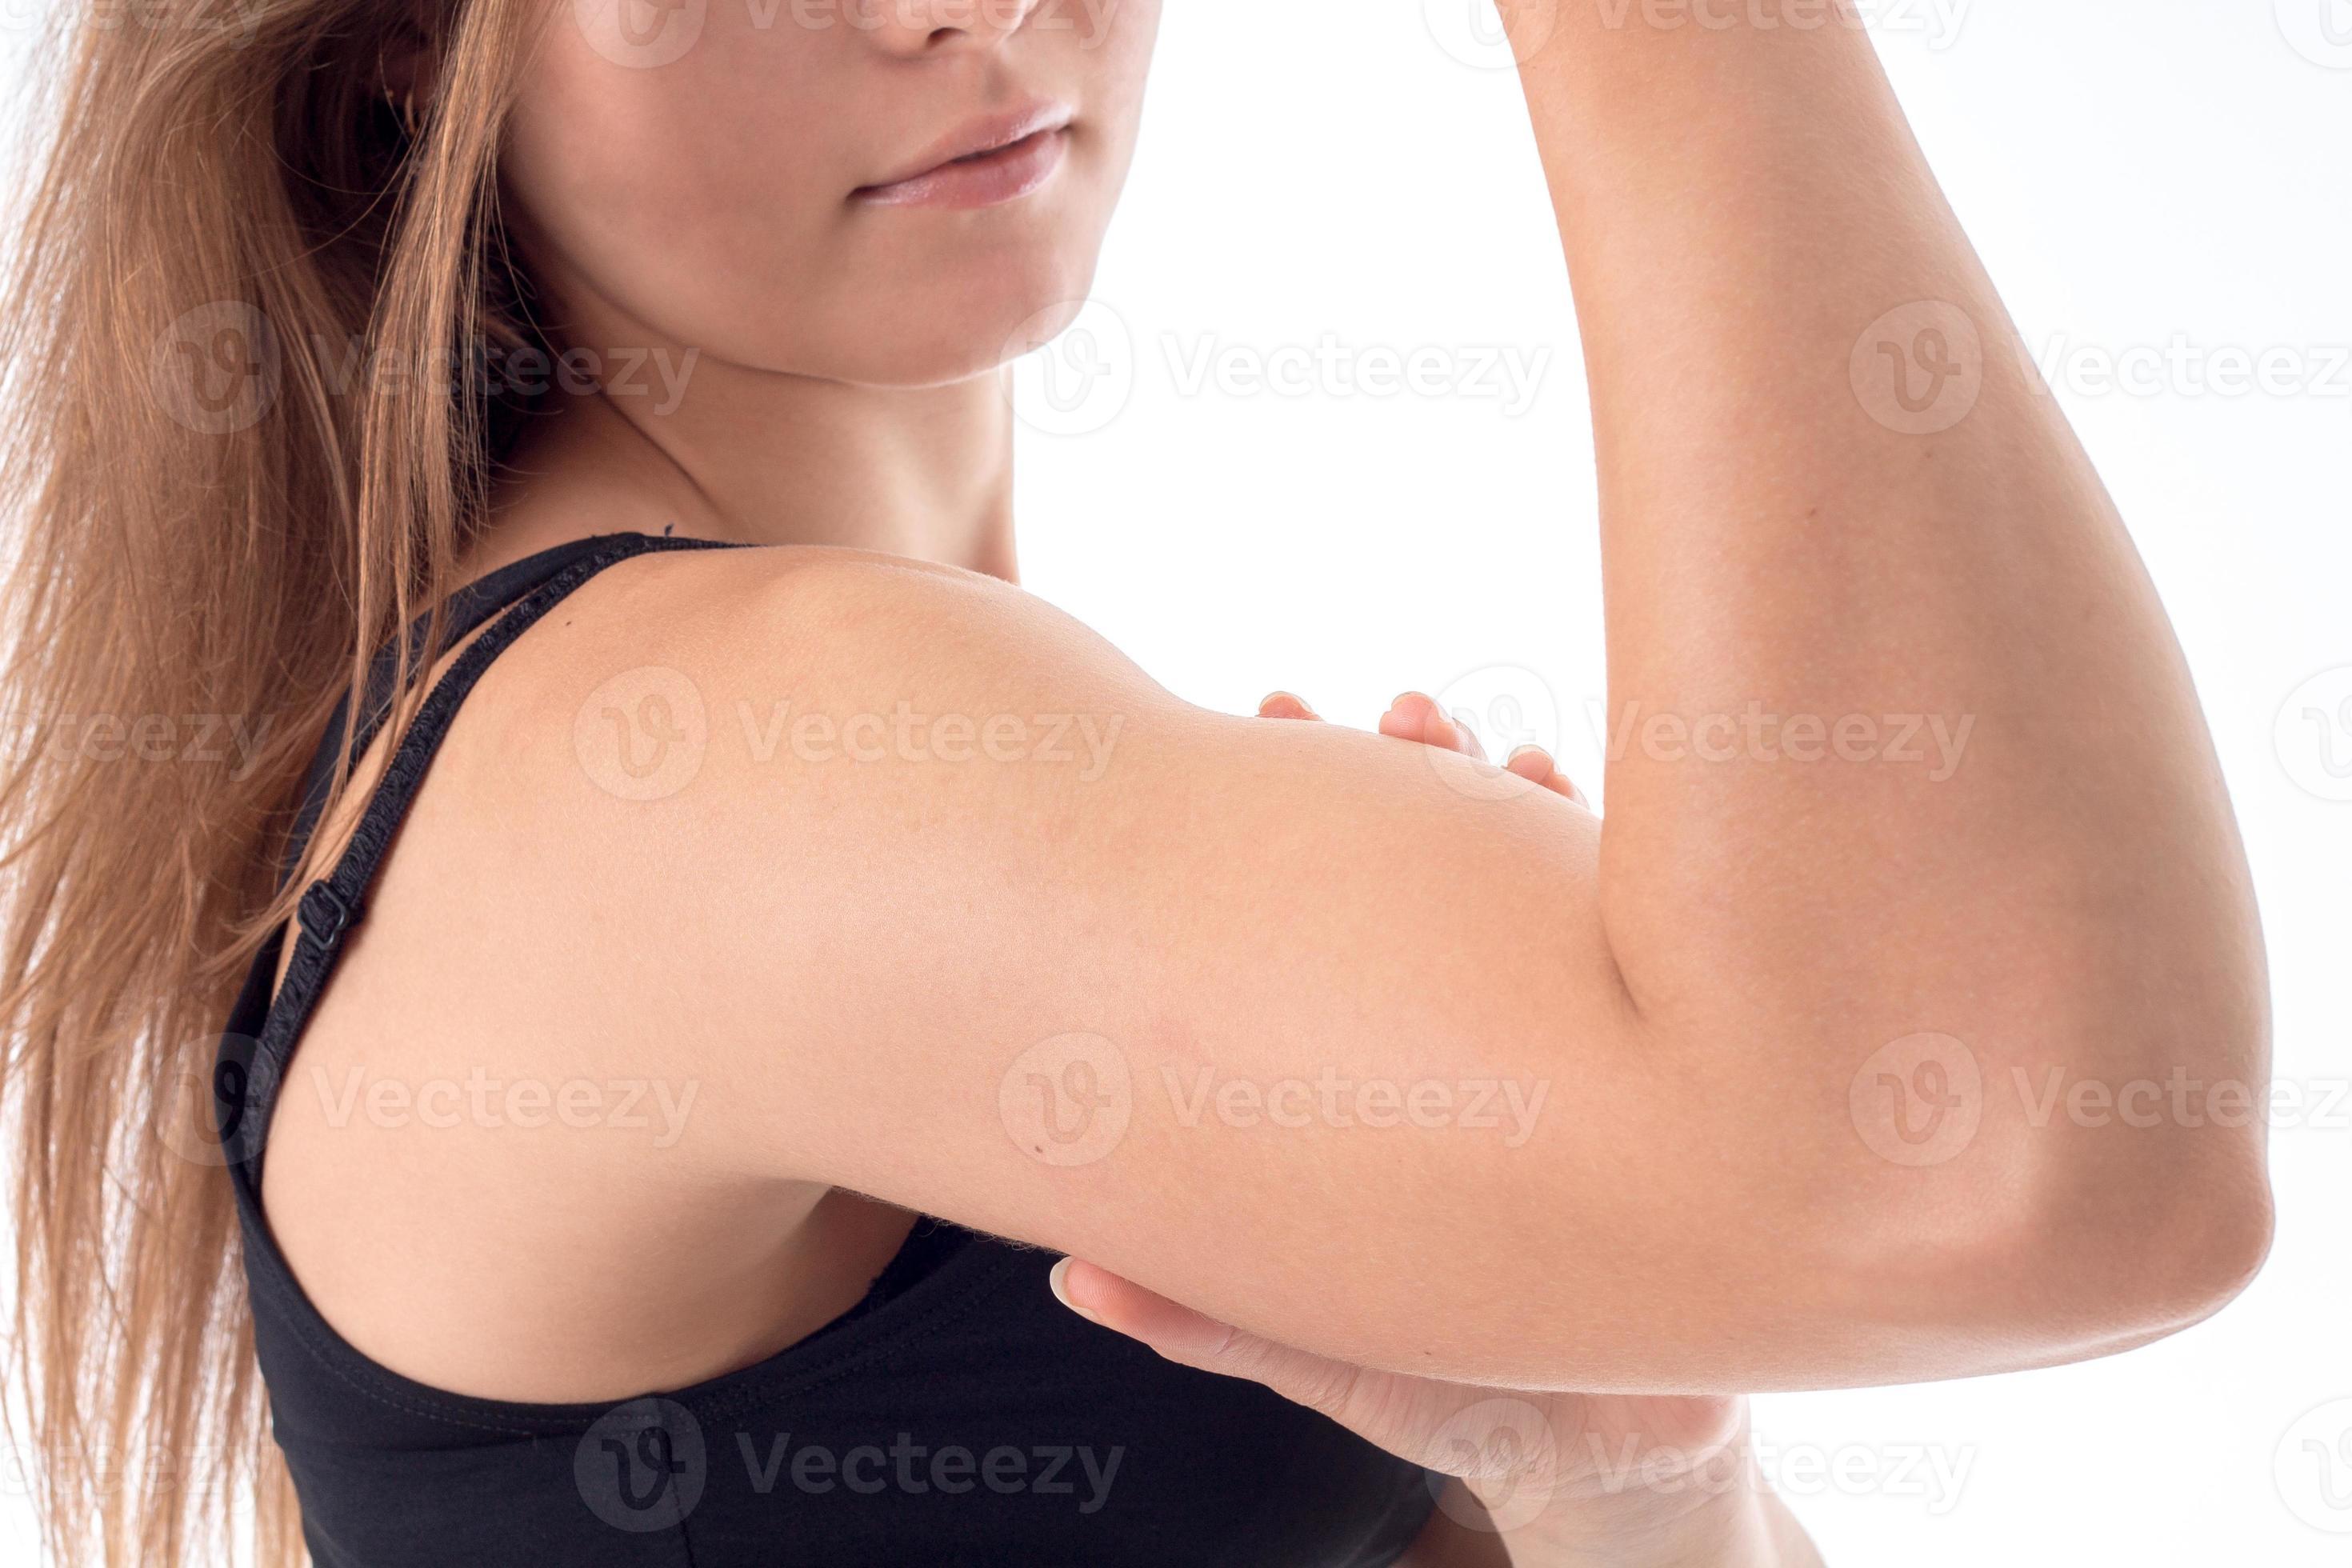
[{"xmin": 0, "ymin": 2, "xmax": 550, "ymax": 1560}]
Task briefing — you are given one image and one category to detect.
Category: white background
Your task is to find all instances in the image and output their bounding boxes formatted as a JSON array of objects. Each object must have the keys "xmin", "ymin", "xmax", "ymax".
[
  {"xmin": 5, "ymin": 2, "xmax": 2349, "ymax": 1562},
  {"xmin": 1027, "ymin": 3, "xmax": 2350, "ymax": 1562}
]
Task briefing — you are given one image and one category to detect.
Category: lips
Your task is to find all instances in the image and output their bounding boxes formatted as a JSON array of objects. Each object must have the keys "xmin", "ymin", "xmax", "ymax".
[{"xmin": 851, "ymin": 104, "xmax": 1074, "ymax": 210}]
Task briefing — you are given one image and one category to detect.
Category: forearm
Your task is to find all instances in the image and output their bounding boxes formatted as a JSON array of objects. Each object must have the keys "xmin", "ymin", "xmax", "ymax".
[
  {"xmin": 1404, "ymin": 1465, "xmax": 1820, "ymax": 1567},
  {"xmin": 1507, "ymin": 4, "xmax": 2267, "ymax": 1286}
]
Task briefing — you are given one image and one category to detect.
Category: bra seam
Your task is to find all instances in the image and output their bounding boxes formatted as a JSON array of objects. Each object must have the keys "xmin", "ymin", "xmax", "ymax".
[
  {"xmin": 252, "ymin": 1231, "xmax": 1029, "ymax": 1438},
  {"xmin": 251, "ymin": 1262, "xmax": 554, "ymax": 1439}
]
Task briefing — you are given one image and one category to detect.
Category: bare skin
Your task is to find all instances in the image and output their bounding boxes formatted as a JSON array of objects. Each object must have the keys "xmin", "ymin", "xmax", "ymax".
[
  {"xmin": 1166, "ymin": 693, "xmax": 1820, "ymax": 1566},
  {"xmin": 259, "ymin": 2, "xmax": 2268, "ymax": 1560}
]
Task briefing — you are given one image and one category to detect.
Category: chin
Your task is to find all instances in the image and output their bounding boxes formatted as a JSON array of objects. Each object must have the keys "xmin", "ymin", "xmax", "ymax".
[{"xmin": 793, "ymin": 245, "xmax": 1106, "ymax": 390}]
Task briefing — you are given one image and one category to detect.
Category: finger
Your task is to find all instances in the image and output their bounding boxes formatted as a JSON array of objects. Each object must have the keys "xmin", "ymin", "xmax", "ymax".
[
  {"xmin": 1050, "ymin": 1258, "xmax": 1389, "ymax": 1430},
  {"xmin": 1380, "ymin": 691, "xmax": 1482, "ymax": 758},
  {"xmin": 1050, "ymin": 1259, "xmax": 1589, "ymax": 1502},
  {"xmin": 1505, "ymin": 744, "xmax": 1590, "ymax": 810},
  {"xmin": 1258, "ymin": 690, "xmax": 1321, "ymax": 722},
  {"xmin": 1378, "ymin": 690, "xmax": 1443, "ymax": 745},
  {"xmin": 1504, "ymin": 745, "xmax": 1557, "ymax": 786}
]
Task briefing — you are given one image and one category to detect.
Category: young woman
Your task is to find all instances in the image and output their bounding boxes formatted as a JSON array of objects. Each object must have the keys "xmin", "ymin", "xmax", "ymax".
[{"xmin": 0, "ymin": 2, "xmax": 2274, "ymax": 1563}]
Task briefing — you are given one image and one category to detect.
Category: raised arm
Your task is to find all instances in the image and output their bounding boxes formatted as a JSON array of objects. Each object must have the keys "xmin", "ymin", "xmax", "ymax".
[
  {"xmin": 379, "ymin": 6, "xmax": 2269, "ymax": 1400},
  {"xmin": 1504, "ymin": 0, "xmax": 2272, "ymax": 1346}
]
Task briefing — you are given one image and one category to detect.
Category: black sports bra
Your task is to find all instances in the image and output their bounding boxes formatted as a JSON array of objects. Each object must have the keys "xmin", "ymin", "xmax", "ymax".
[{"xmin": 214, "ymin": 532, "xmax": 1440, "ymax": 1566}]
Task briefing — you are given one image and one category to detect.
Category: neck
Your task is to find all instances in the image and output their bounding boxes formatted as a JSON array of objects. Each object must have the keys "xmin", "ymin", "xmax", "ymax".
[{"xmin": 482, "ymin": 358, "xmax": 1021, "ymax": 583}]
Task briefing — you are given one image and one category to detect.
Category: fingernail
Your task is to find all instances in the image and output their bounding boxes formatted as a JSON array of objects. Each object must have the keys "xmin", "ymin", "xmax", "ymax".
[{"xmin": 1049, "ymin": 1258, "xmax": 1103, "ymax": 1325}]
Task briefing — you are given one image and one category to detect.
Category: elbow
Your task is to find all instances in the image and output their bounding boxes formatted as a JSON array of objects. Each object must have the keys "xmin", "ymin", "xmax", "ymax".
[
  {"xmin": 1810, "ymin": 1030, "xmax": 2276, "ymax": 1368},
  {"xmin": 2181, "ymin": 1175, "xmax": 2277, "ymax": 1324},
  {"xmin": 2010, "ymin": 1014, "xmax": 2278, "ymax": 1338},
  {"xmin": 1949, "ymin": 1107, "xmax": 2276, "ymax": 1355},
  {"xmin": 1847, "ymin": 956, "xmax": 2280, "ymax": 1355},
  {"xmin": 2046, "ymin": 1136, "xmax": 2274, "ymax": 1337},
  {"xmin": 2160, "ymin": 1133, "xmax": 2278, "ymax": 1322}
]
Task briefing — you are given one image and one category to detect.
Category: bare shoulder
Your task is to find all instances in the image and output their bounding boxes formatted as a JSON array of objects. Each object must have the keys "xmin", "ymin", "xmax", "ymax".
[
  {"xmin": 390, "ymin": 532, "xmax": 1205, "ymax": 1089},
  {"xmin": 501, "ymin": 538, "xmax": 1146, "ymax": 694},
  {"xmin": 454, "ymin": 539, "xmax": 1172, "ymax": 801}
]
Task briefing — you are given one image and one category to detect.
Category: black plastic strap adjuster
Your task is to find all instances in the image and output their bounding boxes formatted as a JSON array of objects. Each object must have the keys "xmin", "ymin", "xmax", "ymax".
[{"xmin": 297, "ymin": 879, "xmax": 361, "ymax": 946}]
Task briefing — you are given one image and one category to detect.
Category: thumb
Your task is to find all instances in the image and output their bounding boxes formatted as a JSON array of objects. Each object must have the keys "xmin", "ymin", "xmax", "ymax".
[
  {"xmin": 1046, "ymin": 1256, "xmax": 1564, "ymax": 1502},
  {"xmin": 1049, "ymin": 1258, "xmax": 1596, "ymax": 1535},
  {"xmin": 1049, "ymin": 1257, "xmax": 1382, "ymax": 1428}
]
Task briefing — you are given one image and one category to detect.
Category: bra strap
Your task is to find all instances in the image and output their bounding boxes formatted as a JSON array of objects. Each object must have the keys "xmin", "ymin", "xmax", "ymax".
[
  {"xmin": 234, "ymin": 532, "xmax": 734, "ymax": 1169},
  {"xmin": 276, "ymin": 533, "xmax": 666, "ymax": 890}
]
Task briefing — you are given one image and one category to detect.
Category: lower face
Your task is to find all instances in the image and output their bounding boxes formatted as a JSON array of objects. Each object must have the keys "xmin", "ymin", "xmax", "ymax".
[{"xmin": 500, "ymin": 0, "xmax": 1163, "ymax": 388}]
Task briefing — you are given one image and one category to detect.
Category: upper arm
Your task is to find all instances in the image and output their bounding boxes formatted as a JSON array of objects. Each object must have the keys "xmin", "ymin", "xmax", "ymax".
[{"xmin": 439, "ymin": 547, "xmax": 2254, "ymax": 1391}]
